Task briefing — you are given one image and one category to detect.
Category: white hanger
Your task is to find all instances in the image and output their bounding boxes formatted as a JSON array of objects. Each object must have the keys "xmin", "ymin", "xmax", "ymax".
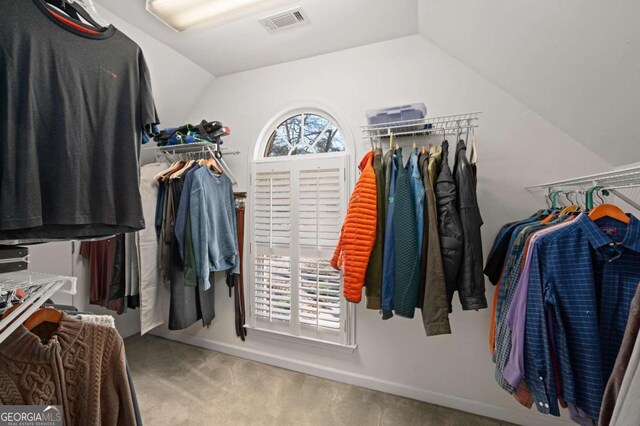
[{"xmin": 65, "ymin": 0, "xmax": 110, "ymax": 27}]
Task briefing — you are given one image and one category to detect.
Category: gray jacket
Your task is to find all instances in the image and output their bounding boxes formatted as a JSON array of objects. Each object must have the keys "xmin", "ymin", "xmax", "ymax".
[{"xmin": 453, "ymin": 140, "xmax": 487, "ymax": 310}]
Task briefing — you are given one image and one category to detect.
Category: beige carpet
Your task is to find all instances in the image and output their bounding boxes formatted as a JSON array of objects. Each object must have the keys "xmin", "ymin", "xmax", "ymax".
[{"xmin": 125, "ymin": 334, "xmax": 514, "ymax": 426}]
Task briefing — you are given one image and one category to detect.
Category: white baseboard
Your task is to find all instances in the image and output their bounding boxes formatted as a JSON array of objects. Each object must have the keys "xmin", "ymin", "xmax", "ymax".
[{"xmin": 150, "ymin": 329, "xmax": 569, "ymax": 426}]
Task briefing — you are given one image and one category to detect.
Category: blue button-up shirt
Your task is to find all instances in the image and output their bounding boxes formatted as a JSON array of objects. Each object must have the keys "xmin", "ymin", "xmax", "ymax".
[{"xmin": 525, "ymin": 213, "xmax": 640, "ymax": 420}]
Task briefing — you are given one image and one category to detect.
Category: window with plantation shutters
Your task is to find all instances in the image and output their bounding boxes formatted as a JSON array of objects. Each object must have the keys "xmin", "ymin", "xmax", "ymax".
[{"xmin": 249, "ymin": 109, "xmax": 354, "ymax": 347}]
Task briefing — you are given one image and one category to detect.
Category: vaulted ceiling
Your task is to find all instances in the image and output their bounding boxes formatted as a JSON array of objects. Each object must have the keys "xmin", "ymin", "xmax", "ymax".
[
  {"xmin": 96, "ymin": 0, "xmax": 418, "ymax": 77},
  {"xmin": 97, "ymin": 0, "xmax": 640, "ymax": 165},
  {"xmin": 419, "ymin": 0, "xmax": 640, "ymax": 165}
]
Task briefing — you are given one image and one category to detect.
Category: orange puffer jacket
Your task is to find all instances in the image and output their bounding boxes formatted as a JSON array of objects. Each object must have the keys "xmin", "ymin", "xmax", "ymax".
[{"xmin": 331, "ymin": 151, "xmax": 377, "ymax": 303}]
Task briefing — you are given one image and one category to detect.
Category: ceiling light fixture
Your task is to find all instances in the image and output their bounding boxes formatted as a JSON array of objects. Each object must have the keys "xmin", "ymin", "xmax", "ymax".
[{"xmin": 146, "ymin": 0, "xmax": 299, "ymax": 32}]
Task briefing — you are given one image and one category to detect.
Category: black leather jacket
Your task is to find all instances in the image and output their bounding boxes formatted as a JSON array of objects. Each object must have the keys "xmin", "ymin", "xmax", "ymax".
[
  {"xmin": 453, "ymin": 140, "xmax": 487, "ymax": 310},
  {"xmin": 434, "ymin": 141, "xmax": 463, "ymax": 311}
]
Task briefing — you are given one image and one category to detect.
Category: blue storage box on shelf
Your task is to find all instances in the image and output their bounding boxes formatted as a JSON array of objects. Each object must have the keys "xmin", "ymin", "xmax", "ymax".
[{"xmin": 365, "ymin": 103, "xmax": 428, "ymax": 134}]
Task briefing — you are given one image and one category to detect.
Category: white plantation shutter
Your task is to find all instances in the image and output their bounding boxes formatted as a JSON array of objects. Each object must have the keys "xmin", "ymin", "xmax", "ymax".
[
  {"xmin": 253, "ymin": 170, "xmax": 291, "ymax": 246},
  {"xmin": 250, "ymin": 155, "xmax": 352, "ymax": 345},
  {"xmin": 298, "ymin": 168, "xmax": 342, "ymax": 248},
  {"xmin": 299, "ymin": 259, "xmax": 342, "ymax": 330},
  {"xmin": 254, "ymin": 255, "xmax": 291, "ymax": 322}
]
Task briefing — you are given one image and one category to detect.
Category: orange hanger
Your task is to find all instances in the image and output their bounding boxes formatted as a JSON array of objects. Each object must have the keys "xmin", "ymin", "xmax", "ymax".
[
  {"xmin": 540, "ymin": 213, "xmax": 556, "ymax": 225},
  {"xmin": 23, "ymin": 307, "xmax": 63, "ymax": 331},
  {"xmin": 558, "ymin": 205, "xmax": 579, "ymax": 217},
  {"xmin": 588, "ymin": 204, "xmax": 630, "ymax": 224},
  {"xmin": 421, "ymin": 146, "xmax": 427, "ymax": 154}
]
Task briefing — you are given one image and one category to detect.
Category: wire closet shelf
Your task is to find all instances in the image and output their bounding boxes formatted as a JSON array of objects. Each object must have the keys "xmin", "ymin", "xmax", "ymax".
[
  {"xmin": 527, "ymin": 164, "xmax": 640, "ymax": 211},
  {"xmin": 0, "ymin": 271, "xmax": 77, "ymax": 344},
  {"xmin": 145, "ymin": 142, "xmax": 240, "ymax": 155},
  {"xmin": 146, "ymin": 142, "xmax": 241, "ymax": 186},
  {"xmin": 361, "ymin": 112, "xmax": 481, "ymax": 140}
]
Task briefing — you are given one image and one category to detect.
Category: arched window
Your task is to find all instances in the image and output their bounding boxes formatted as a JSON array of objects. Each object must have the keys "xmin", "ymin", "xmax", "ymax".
[
  {"xmin": 249, "ymin": 107, "xmax": 354, "ymax": 347},
  {"xmin": 264, "ymin": 113, "xmax": 346, "ymax": 157}
]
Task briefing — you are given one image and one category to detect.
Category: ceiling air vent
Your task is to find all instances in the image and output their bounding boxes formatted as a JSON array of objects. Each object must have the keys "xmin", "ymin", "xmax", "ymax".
[{"xmin": 259, "ymin": 7, "xmax": 308, "ymax": 33}]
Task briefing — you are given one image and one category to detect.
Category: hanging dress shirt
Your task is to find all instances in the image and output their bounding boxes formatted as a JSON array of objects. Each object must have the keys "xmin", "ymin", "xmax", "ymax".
[{"xmin": 525, "ymin": 214, "xmax": 640, "ymax": 420}]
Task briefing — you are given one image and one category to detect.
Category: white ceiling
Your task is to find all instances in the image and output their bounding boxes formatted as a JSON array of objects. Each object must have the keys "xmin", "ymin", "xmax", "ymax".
[
  {"xmin": 96, "ymin": 0, "xmax": 640, "ymax": 165},
  {"xmin": 419, "ymin": 0, "xmax": 640, "ymax": 166},
  {"xmin": 97, "ymin": 0, "xmax": 418, "ymax": 77}
]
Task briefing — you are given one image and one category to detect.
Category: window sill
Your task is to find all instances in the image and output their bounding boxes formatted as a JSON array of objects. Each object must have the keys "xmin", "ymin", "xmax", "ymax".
[{"xmin": 244, "ymin": 325, "xmax": 357, "ymax": 353}]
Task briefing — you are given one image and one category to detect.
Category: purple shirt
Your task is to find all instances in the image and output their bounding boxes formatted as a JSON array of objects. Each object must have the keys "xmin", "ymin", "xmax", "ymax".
[{"xmin": 502, "ymin": 215, "xmax": 581, "ymax": 387}]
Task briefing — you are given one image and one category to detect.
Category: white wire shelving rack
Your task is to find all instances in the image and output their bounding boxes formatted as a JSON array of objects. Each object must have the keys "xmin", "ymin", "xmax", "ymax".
[
  {"xmin": 361, "ymin": 112, "xmax": 481, "ymax": 141},
  {"xmin": 145, "ymin": 142, "xmax": 240, "ymax": 156},
  {"xmin": 526, "ymin": 164, "xmax": 640, "ymax": 211},
  {"xmin": 145, "ymin": 142, "xmax": 241, "ymax": 185},
  {"xmin": 0, "ymin": 271, "xmax": 77, "ymax": 344}
]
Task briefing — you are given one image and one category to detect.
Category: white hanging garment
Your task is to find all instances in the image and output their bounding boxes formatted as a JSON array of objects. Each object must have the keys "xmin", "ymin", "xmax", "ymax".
[{"xmin": 139, "ymin": 162, "xmax": 171, "ymax": 334}]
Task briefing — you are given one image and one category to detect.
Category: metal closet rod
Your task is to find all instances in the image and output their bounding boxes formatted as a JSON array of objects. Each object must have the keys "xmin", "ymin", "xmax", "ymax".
[
  {"xmin": 153, "ymin": 145, "xmax": 239, "ymax": 186},
  {"xmin": 370, "ymin": 125, "xmax": 479, "ymax": 139},
  {"xmin": 527, "ymin": 165, "xmax": 640, "ymax": 189}
]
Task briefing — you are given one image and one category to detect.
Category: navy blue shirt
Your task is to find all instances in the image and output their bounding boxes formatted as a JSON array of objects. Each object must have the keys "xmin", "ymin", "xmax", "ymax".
[
  {"xmin": 484, "ymin": 215, "xmax": 540, "ymax": 285},
  {"xmin": 525, "ymin": 213, "xmax": 640, "ymax": 420}
]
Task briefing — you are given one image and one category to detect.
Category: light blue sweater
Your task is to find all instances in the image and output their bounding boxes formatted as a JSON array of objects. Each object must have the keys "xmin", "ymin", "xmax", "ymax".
[{"xmin": 189, "ymin": 166, "xmax": 239, "ymax": 291}]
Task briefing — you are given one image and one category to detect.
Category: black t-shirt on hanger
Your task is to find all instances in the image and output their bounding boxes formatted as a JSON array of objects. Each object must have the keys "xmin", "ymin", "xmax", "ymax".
[{"xmin": 0, "ymin": 0, "xmax": 159, "ymax": 241}]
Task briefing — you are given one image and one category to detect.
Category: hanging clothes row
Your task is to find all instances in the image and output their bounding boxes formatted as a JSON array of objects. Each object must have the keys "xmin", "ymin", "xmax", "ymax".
[
  {"xmin": 80, "ymin": 234, "xmax": 141, "ymax": 315},
  {"xmin": 486, "ymin": 189, "xmax": 640, "ymax": 425},
  {"xmin": 332, "ymin": 132, "xmax": 485, "ymax": 336},
  {"xmin": 138, "ymin": 144, "xmax": 241, "ymax": 333}
]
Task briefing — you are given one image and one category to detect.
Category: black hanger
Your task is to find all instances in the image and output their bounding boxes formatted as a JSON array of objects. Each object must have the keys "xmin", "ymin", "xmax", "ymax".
[{"xmin": 43, "ymin": 0, "xmax": 105, "ymax": 30}]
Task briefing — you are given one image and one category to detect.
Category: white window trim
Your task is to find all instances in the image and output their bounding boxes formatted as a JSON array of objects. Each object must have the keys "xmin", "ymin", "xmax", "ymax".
[{"xmin": 247, "ymin": 103, "xmax": 357, "ymax": 348}]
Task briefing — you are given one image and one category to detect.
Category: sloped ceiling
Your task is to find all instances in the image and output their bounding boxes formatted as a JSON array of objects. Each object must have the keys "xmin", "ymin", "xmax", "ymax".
[
  {"xmin": 95, "ymin": 0, "xmax": 639, "ymax": 165},
  {"xmin": 418, "ymin": 0, "xmax": 640, "ymax": 166},
  {"xmin": 96, "ymin": 0, "xmax": 418, "ymax": 77}
]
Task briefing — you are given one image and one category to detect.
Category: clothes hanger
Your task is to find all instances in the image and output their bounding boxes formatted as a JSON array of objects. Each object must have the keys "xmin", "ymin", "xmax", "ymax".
[
  {"xmin": 155, "ymin": 161, "xmax": 185, "ymax": 182},
  {"xmin": 210, "ymin": 158, "xmax": 223, "ymax": 174},
  {"xmin": 23, "ymin": 307, "xmax": 63, "ymax": 331},
  {"xmin": 585, "ymin": 185, "xmax": 630, "ymax": 224},
  {"xmin": 589, "ymin": 204, "xmax": 630, "ymax": 224},
  {"xmin": 558, "ymin": 192, "xmax": 579, "ymax": 216},
  {"xmin": 595, "ymin": 188, "xmax": 609, "ymax": 206},
  {"xmin": 549, "ymin": 190, "xmax": 563, "ymax": 210},
  {"xmin": 470, "ymin": 127, "xmax": 478, "ymax": 164},
  {"xmin": 465, "ymin": 120, "xmax": 470, "ymax": 146},
  {"xmin": 170, "ymin": 159, "xmax": 196, "ymax": 179},
  {"xmin": 43, "ymin": 0, "xmax": 106, "ymax": 29}
]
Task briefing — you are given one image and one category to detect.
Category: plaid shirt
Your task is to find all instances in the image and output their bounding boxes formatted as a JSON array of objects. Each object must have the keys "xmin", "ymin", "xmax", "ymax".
[
  {"xmin": 494, "ymin": 224, "xmax": 547, "ymax": 393},
  {"xmin": 525, "ymin": 213, "xmax": 640, "ymax": 420}
]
